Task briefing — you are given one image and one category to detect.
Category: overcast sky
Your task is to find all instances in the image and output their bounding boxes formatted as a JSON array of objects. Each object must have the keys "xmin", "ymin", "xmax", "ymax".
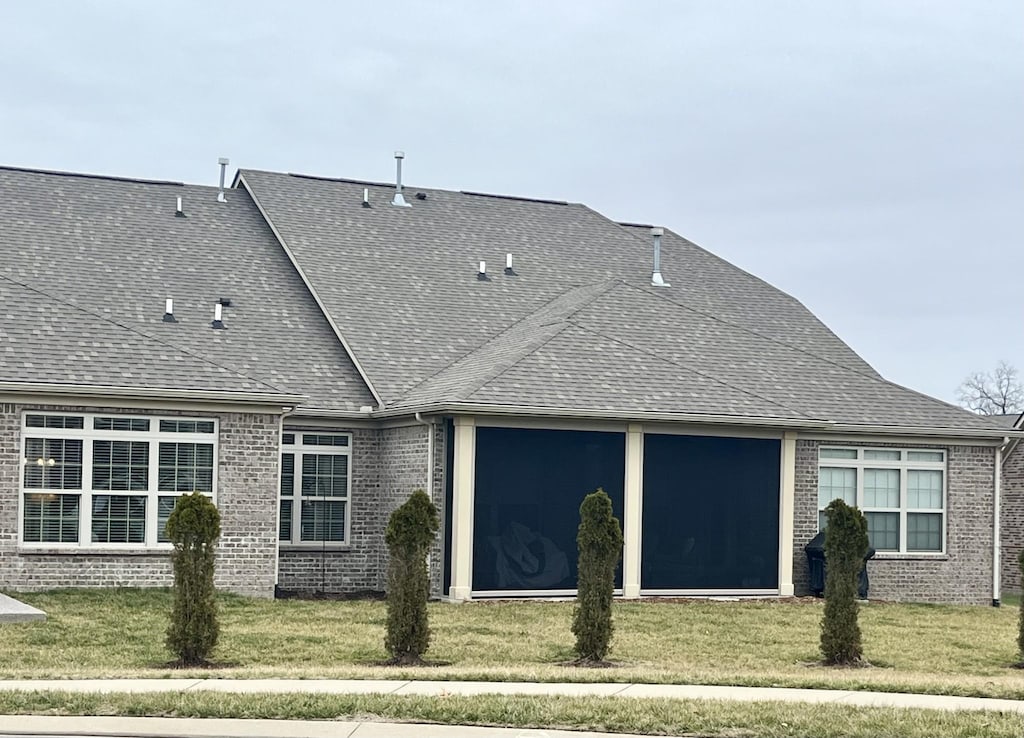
[{"xmin": 1, "ymin": 1, "xmax": 1020, "ymax": 405}]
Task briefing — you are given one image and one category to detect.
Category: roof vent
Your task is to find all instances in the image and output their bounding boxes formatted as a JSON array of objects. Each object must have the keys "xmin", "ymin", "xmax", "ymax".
[
  {"xmin": 415, "ymin": 192, "xmax": 427, "ymax": 201},
  {"xmin": 391, "ymin": 151, "xmax": 411, "ymax": 207},
  {"xmin": 650, "ymin": 227, "xmax": 670, "ymax": 288},
  {"xmin": 163, "ymin": 298, "xmax": 177, "ymax": 323},
  {"xmin": 217, "ymin": 297, "xmax": 232, "ymax": 308},
  {"xmin": 362, "ymin": 188, "xmax": 371, "ymax": 208},
  {"xmin": 211, "ymin": 303, "xmax": 226, "ymax": 330},
  {"xmin": 217, "ymin": 157, "xmax": 229, "ymax": 203},
  {"xmin": 504, "ymin": 253, "xmax": 516, "ymax": 276},
  {"xmin": 175, "ymin": 197, "xmax": 185, "ymax": 217},
  {"xmin": 477, "ymin": 261, "xmax": 489, "ymax": 281}
]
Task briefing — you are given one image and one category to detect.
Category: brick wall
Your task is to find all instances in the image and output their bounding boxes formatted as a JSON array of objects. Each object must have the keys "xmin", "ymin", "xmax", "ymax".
[
  {"xmin": 793, "ymin": 439, "xmax": 995, "ymax": 605},
  {"xmin": 276, "ymin": 422, "xmax": 447, "ymax": 596},
  {"xmin": 0, "ymin": 404, "xmax": 280, "ymax": 597},
  {"xmin": 1000, "ymin": 442, "xmax": 1024, "ymax": 593}
]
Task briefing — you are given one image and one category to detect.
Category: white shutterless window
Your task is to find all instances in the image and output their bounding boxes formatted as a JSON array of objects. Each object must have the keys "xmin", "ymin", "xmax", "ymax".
[
  {"xmin": 278, "ymin": 432, "xmax": 352, "ymax": 546},
  {"xmin": 817, "ymin": 447, "xmax": 946, "ymax": 554},
  {"xmin": 20, "ymin": 413, "xmax": 217, "ymax": 548}
]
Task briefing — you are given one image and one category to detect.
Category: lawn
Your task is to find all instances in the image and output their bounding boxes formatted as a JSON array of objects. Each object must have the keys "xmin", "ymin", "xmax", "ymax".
[{"xmin": 2, "ymin": 589, "xmax": 1024, "ymax": 700}]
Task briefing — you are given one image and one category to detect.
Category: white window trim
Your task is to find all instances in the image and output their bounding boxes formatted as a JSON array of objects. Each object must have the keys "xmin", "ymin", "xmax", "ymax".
[
  {"xmin": 817, "ymin": 447, "xmax": 947, "ymax": 556},
  {"xmin": 19, "ymin": 411, "xmax": 218, "ymax": 550},
  {"xmin": 279, "ymin": 430, "xmax": 353, "ymax": 549}
]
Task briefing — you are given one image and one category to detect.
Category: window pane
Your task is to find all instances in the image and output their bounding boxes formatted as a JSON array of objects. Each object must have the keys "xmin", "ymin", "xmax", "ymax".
[
  {"xmin": 907, "ymin": 513, "xmax": 942, "ymax": 552},
  {"xmin": 94, "ymin": 417, "xmax": 150, "ymax": 432},
  {"xmin": 866, "ymin": 511, "xmax": 899, "ymax": 551},
  {"xmin": 820, "ymin": 448, "xmax": 857, "ymax": 460},
  {"xmin": 25, "ymin": 414, "xmax": 84, "ymax": 429},
  {"xmin": 157, "ymin": 496, "xmax": 177, "ymax": 543},
  {"xmin": 864, "ymin": 449, "xmax": 901, "ymax": 461},
  {"xmin": 907, "ymin": 451, "xmax": 943, "ymax": 462},
  {"xmin": 23, "ymin": 438, "xmax": 83, "ymax": 489},
  {"xmin": 818, "ymin": 467, "xmax": 856, "ymax": 508},
  {"xmin": 908, "ymin": 470, "xmax": 942, "ymax": 509},
  {"xmin": 863, "ymin": 468, "xmax": 900, "ymax": 508},
  {"xmin": 91, "ymin": 495, "xmax": 146, "ymax": 544},
  {"xmin": 301, "ymin": 454, "xmax": 348, "ymax": 498},
  {"xmin": 279, "ymin": 499, "xmax": 293, "ymax": 541},
  {"xmin": 280, "ymin": 454, "xmax": 294, "ymax": 496},
  {"xmin": 159, "ymin": 419, "xmax": 214, "ymax": 434},
  {"xmin": 302, "ymin": 434, "xmax": 349, "ymax": 447},
  {"xmin": 300, "ymin": 499, "xmax": 346, "ymax": 542},
  {"xmin": 92, "ymin": 440, "xmax": 149, "ymax": 491},
  {"xmin": 282, "ymin": 433, "xmax": 295, "ymax": 445},
  {"xmin": 23, "ymin": 493, "xmax": 79, "ymax": 543},
  {"xmin": 158, "ymin": 443, "xmax": 214, "ymax": 492}
]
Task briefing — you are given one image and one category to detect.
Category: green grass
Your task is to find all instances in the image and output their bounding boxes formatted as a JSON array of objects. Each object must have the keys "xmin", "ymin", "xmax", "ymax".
[
  {"xmin": 1, "ymin": 690, "xmax": 1022, "ymax": 738},
  {"xmin": 3, "ymin": 589, "xmax": 1024, "ymax": 700}
]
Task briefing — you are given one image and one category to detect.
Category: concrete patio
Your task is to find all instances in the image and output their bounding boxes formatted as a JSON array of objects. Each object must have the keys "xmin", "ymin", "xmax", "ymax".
[{"xmin": 0, "ymin": 593, "xmax": 45, "ymax": 623}]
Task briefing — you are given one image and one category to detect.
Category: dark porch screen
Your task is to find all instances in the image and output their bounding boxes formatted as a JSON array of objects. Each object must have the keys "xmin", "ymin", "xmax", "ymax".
[
  {"xmin": 473, "ymin": 427, "xmax": 625, "ymax": 592},
  {"xmin": 642, "ymin": 434, "xmax": 780, "ymax": 590}
]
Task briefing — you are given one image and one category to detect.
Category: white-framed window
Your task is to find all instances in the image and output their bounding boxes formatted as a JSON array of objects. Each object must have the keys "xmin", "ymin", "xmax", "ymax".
[
  {"xmin": 20, "ymin": 412, "xmax": 217, "ymax": 548},
  {"xmin": 817, "ymin": 447, "xmax": 946, "ymax": 554},
  {"xmin": 279, "ymin": 431, "xmax": 352, "ymax": 546}
]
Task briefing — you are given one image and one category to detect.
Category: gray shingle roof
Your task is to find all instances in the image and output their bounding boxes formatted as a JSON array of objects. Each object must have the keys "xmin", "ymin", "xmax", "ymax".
[
  {"xmin": 0, "ymin": 166, "xmax": 374, "ymax": 410},
  {"xmin": 240, "ymin": 169, "xmax": 996, "ymax": 432},
  {"xmin": 0, "ymin": 276, "xmax": 283, "ymax": 395}
]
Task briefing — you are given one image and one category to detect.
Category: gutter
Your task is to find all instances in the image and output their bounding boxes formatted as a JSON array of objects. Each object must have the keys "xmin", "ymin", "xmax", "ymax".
[{"xmin": 0, "ymin": 381, "xmax": 305, "ymax": 407}]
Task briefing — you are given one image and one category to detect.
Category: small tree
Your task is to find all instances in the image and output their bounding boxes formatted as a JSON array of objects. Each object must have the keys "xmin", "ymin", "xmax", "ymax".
[
  {"xmin": 165, "ymin": 492, "xmax": 221, "ymax": 666},
  {"xmin": 820, "ymin": 498, "xmax": 869, "ymax": 666},
  {"xmin": 957, "ymin": 361, "xmax": 1024, "ymax": 416},
  {"xmin": 384, "ymin": 489, "xmax": 439, "ymax": 665},
  {"xmin": 572, "ymin": 488, "xmax": 623, "ymax": 663}
]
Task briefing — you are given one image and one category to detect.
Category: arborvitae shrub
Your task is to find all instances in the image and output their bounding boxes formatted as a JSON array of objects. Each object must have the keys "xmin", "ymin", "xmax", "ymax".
[
  {"xmin": 384, "ymin": 489, "xmax": 439, "ymax": 664},
  {"xmin": 572, "ymin": 488, "xmax": 623, "ymax": 663},
  {"xmin": 820, "ymin": 497, "xmax": 869, "ymax": 665},
  {"xmin": 165, "ymin": 492, "xmax": 221, "ymax": 666}
]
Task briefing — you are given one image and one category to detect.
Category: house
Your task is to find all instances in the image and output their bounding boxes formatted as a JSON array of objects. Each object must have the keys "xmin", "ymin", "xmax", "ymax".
[
  {"xmin": 997, "ymin": 413, "xmax": 1024, "ymax": 592},
  {"xmin": 0, "ymin": 159, "xmax": 1016, "ymax": 605}
]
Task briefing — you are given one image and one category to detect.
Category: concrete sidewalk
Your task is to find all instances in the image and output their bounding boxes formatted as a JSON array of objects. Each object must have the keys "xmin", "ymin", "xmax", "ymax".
[
  {"xmin": 0, "ymin": 677, "xmax": 1020, "ymax": 714},
  {"xmin": 0, "ymin": 594, "xmax": 45, "ymax": 623},
  {"xmin": 0, "ymin": 714, "xmax": 634, "ymax": 738}
]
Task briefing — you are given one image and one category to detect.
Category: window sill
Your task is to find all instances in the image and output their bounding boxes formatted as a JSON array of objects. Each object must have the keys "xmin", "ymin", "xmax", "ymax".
[
  {"xmin": 279, "ymin": 543, "xmax": 352, "ymax": 552},
  {"xmin": 871, "ymin": 553, "xmax": 949, "ymax": 562},
  {"xmin": 18, "ymin": 546, "xmax": 171, "ymax": 556}
]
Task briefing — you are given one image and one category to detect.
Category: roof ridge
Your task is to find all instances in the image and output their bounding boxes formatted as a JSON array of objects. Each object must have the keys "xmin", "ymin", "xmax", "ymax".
[
  {"xmin": 602, "ymin": 215, "xmax": 882, "ymax": 379},
  {"xmin": 616, "ymin": 277, "xmax": 888, "ymax": 384},
  {"xmin": 0, "ymin": 272, "xmax": 287, "ymax": 395},
  {"xmin": 0, "ymin": 164, "xmax": 185, "ymax": 187},
  {"xmin": 560, "ymin": 320, "xmax": 817, "ymax": 419},
  {"xmin": 394, "ymin": 280, "xmax": 620, "ymax": 404}
]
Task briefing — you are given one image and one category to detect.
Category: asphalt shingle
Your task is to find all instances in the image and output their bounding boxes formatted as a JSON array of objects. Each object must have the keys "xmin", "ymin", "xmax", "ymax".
[{"xmin": 0, "ymin": 166, "xmax": 374, "ymax": 410}]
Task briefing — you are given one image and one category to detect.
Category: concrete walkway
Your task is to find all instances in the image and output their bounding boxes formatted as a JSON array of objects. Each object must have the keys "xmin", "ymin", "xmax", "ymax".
[
  {"xmin": 0, "ymin": 594, "xmax": 45, "ymax": 623},
  {"xmin": 0, "ymin": 677, "xmax": 1020, "ymax": 714},
  {"xmin": 0, "ymin": 714, "xmax": 635, "ymax": 738}
]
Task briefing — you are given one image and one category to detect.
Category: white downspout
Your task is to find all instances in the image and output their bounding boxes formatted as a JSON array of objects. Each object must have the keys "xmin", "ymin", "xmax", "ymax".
[
  {"xmin": 414, "ymin": 411, "xmax": 437, "ymax": 592},
  {"xmin": 275, "ymin": 406, "xmax": 297, "ymax": 594},
  {"xmin": 994, "ymin": 436, "xmax": 1010, "ymax": 607}
]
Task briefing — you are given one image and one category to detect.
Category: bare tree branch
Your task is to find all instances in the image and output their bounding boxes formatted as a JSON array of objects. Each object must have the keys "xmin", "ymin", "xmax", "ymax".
[{"xmin": 956, "ymin": 361, "xmax": 1024, "ymax": 415}]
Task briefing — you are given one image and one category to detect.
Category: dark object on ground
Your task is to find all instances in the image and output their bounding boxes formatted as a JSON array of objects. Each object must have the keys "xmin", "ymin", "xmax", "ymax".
[{"xmin": 805, "ymin": 530, "xmax": 875, "ymax": 599}]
